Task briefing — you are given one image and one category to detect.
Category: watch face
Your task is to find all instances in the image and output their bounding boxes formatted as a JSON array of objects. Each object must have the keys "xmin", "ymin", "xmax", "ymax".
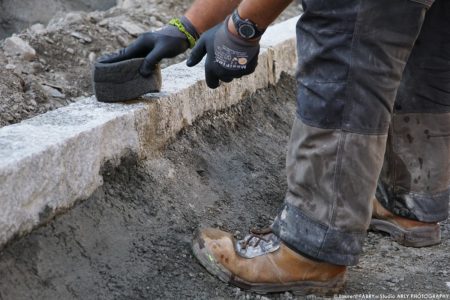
[{"xmin": 239, "ymin": 24, "xmax": 256, "ymax": 39}]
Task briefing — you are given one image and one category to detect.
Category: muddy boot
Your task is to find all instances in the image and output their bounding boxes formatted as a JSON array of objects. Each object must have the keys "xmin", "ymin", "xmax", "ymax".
[
  {"xmin": 192, "ymin": 227, "xmax": 346, "ymax": 296},
  {"xmin": 370, "ymin": 198, "xmax": 440, "ymax": 247}
]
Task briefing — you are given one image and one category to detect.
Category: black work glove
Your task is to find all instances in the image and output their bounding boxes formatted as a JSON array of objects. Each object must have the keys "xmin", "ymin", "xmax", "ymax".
[
  {"xmin": 186, "ymin": 19, "xmax": 260, "ymax": 89},
  {"xmin": 99, "ymin": 18, "xmax": 196, "ymax": 77}
]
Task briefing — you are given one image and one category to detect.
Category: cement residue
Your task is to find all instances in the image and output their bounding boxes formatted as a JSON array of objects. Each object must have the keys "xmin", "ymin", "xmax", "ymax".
[{"xmin": 0, "ymin": 75, "xmax": 448, "ymax": 299}]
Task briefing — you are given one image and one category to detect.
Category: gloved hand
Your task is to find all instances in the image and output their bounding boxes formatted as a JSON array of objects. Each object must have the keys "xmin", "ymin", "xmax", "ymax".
[
  {"xmin": 186, "ymin": 18, "xmax": 260, "ymax": 89},
  {"xmin": 99, "ymin": 17, "xmax": 197, "ymax": 77}
]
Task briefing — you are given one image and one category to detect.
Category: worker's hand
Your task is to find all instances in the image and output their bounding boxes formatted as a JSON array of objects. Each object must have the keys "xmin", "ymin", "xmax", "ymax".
[
  {"xmin": 98, "ymin": 24, "xmax": 190, "ymax": 77},
  {"xmin": 186, "ymin": 19, "xmax": 260, "ymax": 89}
]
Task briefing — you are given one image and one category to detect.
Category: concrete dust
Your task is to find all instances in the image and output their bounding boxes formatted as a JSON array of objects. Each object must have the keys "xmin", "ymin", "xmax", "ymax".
[{"xmin": 0, "ymin": 75, "xmax": 448, "ymax": 299}]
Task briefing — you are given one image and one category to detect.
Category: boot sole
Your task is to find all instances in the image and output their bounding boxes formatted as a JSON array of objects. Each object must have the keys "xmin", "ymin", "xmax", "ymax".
[
  {"xmin": 369, "ymin": 219, "xmax": 441, "ymax": 247},
  {"xmin": 192, "ymin": 236, "xmax": 346, "ymax": 296}
]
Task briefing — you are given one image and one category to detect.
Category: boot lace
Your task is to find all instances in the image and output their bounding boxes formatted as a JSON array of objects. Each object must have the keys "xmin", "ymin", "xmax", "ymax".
[{"xmin": 240, "ymin": 227, "xmax": 273, "ymax": 250}]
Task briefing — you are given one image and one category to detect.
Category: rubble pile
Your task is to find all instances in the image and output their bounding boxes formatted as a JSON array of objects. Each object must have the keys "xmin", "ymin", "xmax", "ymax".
[
  {"xmin": 0, "ymin": 0, "xmax": 301, "ymax": 127},
  {"xmin": 0, "ymin": 0, "xmax": 117, "ymax": 39},
  {"xmin": 0, "ymin": 0, "xmax": 192, "ymax": 127}
]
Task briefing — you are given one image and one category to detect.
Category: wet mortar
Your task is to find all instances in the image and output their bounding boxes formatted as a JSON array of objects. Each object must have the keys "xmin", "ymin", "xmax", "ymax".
[{"xmin": 0, "ymin": 75, "xmax": 449, "ymax": 299}]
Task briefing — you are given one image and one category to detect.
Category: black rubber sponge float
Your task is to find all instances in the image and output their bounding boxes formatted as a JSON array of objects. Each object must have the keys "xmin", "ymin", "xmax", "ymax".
[{"xmin": 93, "ymin": 58, "xmax": 162, "ymax": 103}]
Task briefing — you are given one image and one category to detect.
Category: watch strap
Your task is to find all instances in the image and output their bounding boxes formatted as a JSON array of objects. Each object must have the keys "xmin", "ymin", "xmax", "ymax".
[{"xmin": 232, "ymin": 9, "xmax": 265, "ymax": 40}]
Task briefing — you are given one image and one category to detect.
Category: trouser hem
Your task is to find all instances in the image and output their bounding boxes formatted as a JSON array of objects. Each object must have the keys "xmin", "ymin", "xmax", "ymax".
[
  {"xmin": 410, "ymin": 0, "xmax": 434, "ymax": 8},
  {"xmin": 376, "ymin": 181, "xmax": 450, "ymax": 222},
  {"xmin": 271, "ymin": 203, "xmax": 365, "ymax": 266}
]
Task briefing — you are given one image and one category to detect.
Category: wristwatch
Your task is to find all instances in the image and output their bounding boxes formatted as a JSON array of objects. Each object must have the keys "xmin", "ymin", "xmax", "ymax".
[{"xmin": 231, "ymin": 9, "xmax": 266, "ymax": 40}]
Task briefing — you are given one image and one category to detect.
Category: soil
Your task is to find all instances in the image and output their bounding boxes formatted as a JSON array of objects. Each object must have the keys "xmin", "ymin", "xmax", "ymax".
[
  {"xmin": 0, "ymin": 0, "xmax": 117, "ymax": 39},
  {"xmin": 0, "ymin": 0, "xmax": 302, "ymax": 128},
  {"xmin": 0, "ymin": 75, "xmax": 449, "ymax": 300}
]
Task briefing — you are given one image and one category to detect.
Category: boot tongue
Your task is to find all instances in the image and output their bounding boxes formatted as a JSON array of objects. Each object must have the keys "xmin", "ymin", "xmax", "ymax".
[{"xmin": 235, "ymin": 232, "xmax": 281, "ymax": 259}]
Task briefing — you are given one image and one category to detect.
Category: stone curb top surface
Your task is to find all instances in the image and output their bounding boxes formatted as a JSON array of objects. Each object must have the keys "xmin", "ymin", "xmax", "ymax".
[{"xmin": 0, "ymin": 16, "xmax": 299, "ymax": 247}]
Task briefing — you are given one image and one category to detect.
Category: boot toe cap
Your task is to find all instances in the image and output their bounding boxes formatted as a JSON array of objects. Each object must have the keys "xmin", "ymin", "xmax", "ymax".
[{"xmin": 192, "ymin": 228, "xmax": 235, "ymax": 283}]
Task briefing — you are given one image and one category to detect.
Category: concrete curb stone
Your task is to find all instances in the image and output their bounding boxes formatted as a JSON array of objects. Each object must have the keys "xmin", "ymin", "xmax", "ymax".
[{"xmin": 0, "ymin": 17, "xmax": 299, "ymax": 248}]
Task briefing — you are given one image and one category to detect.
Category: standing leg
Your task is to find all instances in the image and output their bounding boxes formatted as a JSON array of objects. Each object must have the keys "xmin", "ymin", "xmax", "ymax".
[
  {"xmin": 271, "ymin": 0, "xmax": 431, "ymax": 266},
  {"xmin": 193, "ymin": 0, "xmax": 431, "ymax": 295},
  {"xmin": 373, "ymin": 0, "xmax": 450, "ymax": 247}
]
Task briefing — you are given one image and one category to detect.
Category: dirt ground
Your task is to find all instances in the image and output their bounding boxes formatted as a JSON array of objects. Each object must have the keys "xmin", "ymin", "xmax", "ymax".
[
  {"xmin": 0, "ymin": 0, "xmax": 117, "ymax": 39},
  {"xmin": 0, "ymin": 0, "xmax": 302, "ymax": 128},
  {"xmin": 0, "ymin": 75, "xmax": 449, "ymax": 300}
]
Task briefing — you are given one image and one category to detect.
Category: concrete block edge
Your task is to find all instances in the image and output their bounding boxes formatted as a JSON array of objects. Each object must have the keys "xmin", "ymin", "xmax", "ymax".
[{"xmin": 0, "ymin": 16, "xmax": 299, "ymax": 248}]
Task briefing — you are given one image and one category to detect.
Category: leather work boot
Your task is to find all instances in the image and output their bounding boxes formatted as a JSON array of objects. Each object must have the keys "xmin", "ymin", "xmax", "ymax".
[
  {"xmin": 192, "ymin": 227, "xmax": 347, "ymax": 295},
  {"xmin": 370, "ymin": 198, "xmax": 441, "ymax": 247}
]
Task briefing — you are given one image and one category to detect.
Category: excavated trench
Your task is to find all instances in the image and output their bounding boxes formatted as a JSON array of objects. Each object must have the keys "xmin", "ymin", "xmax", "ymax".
[
  {"xmin": 0, "ymin": 74, "xmax": 449, "ymax": 299},
  {"xmin": 0, "ymin": 0, "xmax": 117, "ymax": 39}
]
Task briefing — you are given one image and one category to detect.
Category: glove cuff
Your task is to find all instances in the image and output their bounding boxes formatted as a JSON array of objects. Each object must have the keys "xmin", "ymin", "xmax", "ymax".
[
  {"xmin": 180, "ymin": 16, "xmax": 200, "ymax": 40},
  {"xmin": 169, "ymin": 17, "xmax": 199, "ymax": 48}
]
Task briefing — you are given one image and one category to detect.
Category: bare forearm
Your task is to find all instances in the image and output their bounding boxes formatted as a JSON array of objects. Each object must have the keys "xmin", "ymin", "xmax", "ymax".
[
  {"xmin": 237, "ymin": 0, "xmax": 293, "ymax": 28},
  {"xmin": 185, "ymin": 0, "xmax": 241, "ymax": 34},
  {"xmin": 185, "ymin": 0, "xmax": 293, "ymax": 38}
]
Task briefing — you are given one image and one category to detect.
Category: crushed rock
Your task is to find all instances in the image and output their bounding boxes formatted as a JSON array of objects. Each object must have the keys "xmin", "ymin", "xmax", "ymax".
[
  {"xmin": 3, "ymin": 36, "xmax": 37, "ymax": 61},
  {"xmin": 0, "ymin": 0, "xmax": 302, "ymax": 128}
]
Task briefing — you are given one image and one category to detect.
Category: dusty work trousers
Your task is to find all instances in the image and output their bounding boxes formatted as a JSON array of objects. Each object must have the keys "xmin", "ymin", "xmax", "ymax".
[{"xmin": 272, "ymin": 0, "xmax": 450, "ymax": 266}]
